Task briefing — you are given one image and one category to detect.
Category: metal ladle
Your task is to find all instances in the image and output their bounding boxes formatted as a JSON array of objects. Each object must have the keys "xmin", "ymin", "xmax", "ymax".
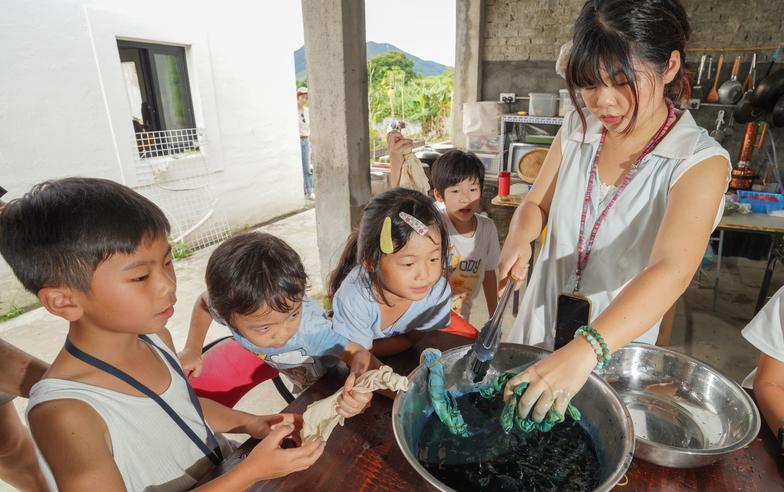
[{"xmin": 719, "ymin": 56, "xmax": 744, "ymax": 105}]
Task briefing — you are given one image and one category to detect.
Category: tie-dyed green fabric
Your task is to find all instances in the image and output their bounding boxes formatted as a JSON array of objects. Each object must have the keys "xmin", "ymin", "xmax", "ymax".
[
  {"xmin": 423, "ymin": 349, "xmax": 471, "ymax": 437},
  {"xmin": 480, "ymin": 372, "xmax": 582, "ymax": 434},
  {"xmin": 423, "ymin": 353, "xmax": 580, "ymax": 438}
]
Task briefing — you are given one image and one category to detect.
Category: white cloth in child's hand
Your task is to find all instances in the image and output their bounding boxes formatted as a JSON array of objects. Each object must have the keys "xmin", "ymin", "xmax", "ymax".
[
  {"xmin": 300, "ymin": 366, "xmax": 410, "ymax": 443},
  {"xmin": 399, "ymin": 153, "xmax": 431, "ymax": 195}
]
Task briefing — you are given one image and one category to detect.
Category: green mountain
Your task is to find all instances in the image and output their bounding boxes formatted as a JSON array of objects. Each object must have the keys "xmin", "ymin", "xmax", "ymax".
[{"xmin": 294, "ymin": 41, "xmax": 450, "ymax": 81}]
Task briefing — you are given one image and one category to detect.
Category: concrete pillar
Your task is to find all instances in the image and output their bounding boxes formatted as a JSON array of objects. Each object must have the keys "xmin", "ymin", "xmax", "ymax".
[
  {"xmin": 451, "ymin": 0, "xmax": 485, "ymax": 149},
  {"xmin": 301, "ymin": 0, "xmax": 372, "ymax": 286}
]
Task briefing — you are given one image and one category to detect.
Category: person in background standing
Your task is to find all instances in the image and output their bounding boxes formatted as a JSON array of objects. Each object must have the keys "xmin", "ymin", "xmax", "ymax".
[
  {"xmin": 297, "ymin": 87, "xmax": 315, "ymax": 201},
  {"xmin": 0, "ymin": 341, "xmax": 48, "ymax": 492}
]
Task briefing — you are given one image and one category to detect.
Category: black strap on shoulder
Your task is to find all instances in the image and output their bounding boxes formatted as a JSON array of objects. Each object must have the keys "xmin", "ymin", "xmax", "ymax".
[{"xmin": 64, "ymin": 336, "xmax": 223, "ymax": 465}]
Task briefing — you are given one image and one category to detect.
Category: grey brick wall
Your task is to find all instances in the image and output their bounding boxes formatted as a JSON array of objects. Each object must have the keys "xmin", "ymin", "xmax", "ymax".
[
  {"xmin": 483, "ymin": 0, "xmax": 783, "ymax": 63},
  {"xmin": 484, "ymin": 0, "xmax": 582, "ymax": 62},
  {"xmin": 480, "ymin": 0, "xmax": 784, "ymax": 182}
]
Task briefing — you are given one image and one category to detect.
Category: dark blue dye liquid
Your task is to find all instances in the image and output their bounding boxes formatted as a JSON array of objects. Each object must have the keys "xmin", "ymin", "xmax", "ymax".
[{"xmin": 417, "ymin": 391, "xmax": 600, "ymax": 491}]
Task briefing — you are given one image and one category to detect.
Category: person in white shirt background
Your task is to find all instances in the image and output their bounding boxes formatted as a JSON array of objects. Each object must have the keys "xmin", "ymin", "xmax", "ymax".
[
  {"xmin": 741, "ymin": 286, "xmax": 784, "ymax": 440},
  {"xmin": 0, "ymin": 188, "xmax": 48, "ymax": 492},
  {"xmin": 297, "ymin": 87, "xmax": 314, "ymax": 201}
]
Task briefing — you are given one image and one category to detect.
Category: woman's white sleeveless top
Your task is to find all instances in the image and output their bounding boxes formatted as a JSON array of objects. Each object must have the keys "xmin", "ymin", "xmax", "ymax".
[{"xmin": 504, "ymin": 109, "xmax": 730, "ymax": 348}]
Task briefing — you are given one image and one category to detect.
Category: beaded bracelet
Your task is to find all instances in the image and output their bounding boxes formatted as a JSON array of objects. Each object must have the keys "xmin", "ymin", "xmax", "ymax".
[
  {"xmin": 581, "ymin": 326, "xmax": 610, "ymax": 362},
  {"xmin": 575, "ymin": 326, "xmax": 612, "ymax": 369}
]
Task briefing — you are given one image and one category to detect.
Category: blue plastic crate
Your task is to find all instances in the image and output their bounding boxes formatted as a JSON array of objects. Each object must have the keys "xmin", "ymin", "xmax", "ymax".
[{"xmin": 737, "ymin": 190, "xmax": 784, "ymax": 214}]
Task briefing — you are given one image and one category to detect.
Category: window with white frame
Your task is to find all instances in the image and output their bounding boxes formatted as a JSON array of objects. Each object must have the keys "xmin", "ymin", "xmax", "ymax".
[{"xmin": 118, "ymin": 40, "xmax": 199, "ymax": 159}]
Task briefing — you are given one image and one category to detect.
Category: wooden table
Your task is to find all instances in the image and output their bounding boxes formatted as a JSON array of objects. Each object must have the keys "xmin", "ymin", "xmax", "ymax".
[
  {"xmin": 201, "ymin": 331, "xmax": 784, "ymax": 491},
  {"xmin": 719, "ymin": 213, "xmax": 784, "ymax": 234},
  {"xmin": 490, "ymin": 192, "xmax": 526, "ymax": 209}
]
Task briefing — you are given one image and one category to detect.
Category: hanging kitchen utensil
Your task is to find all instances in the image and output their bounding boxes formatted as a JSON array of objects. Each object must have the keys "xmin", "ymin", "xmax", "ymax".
[
  {"xmin": 762, "ymin": 45, "xmax": 782, "ymax": 80},
  {"xmin": 706, "ymin": 55, "xmax": 715, "ymax": 84},
  {"xmin": 725, "ymin": 112, "xmax": 736, "ymax": 137},
  {"xmin": 691, "ymin": 55, "xmax": 708, "ymax": 103},
  {"xmin": 738, "ymin": 122, "xmax": 758, "ymax": 164},
  {"xmin": 755, "ymin": 123, "xmax": 782, "ymax": 192},
  {"xmin": 706, "ymin": 53, "xmax": 725, "ymax": 104},
  {"xmin": 710, "ymin": 110, "xmax": 726, "ymax": 143},
  {"xmin": 730, "ymin": 122, "xmax": 759, "ymax": 191},
  {"xmin": 719, "ymin": 56, "xmax": 743, "ymax": 105},
  {"xmin": 741, "ymin": 54, "xmax": 755, "ymax": 93},
  {"xmin": 752, "ymin": 45, "xmax": 783, "ymax": 112},
  {"xmin": 755, "ymin": 122, "xmax": 769, "ymax": 149},
  {"xmin": 735, "ymin": 53, "xmax": 760, "ymax": 124}
]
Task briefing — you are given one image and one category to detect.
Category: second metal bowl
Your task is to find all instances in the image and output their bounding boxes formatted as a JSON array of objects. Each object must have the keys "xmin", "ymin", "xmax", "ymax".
[{"xmin": 601, "ymin": 343, "xmax": 760, "ymax": 468}]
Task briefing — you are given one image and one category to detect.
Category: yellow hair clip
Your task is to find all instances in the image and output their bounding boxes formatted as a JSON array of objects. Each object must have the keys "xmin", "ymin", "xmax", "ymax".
[{"xmin": 380, "ymin": 216, "xmax": 394, "ymax": 254}]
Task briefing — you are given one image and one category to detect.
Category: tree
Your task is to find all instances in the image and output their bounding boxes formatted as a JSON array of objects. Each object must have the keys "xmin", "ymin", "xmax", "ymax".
[
  {"xmin": 367, "ymin": 51, "xmax": 416, "ymax": 85},
  {"xmin": 367, "ymin": 67, "xmax": 453, "ymax": 154}
]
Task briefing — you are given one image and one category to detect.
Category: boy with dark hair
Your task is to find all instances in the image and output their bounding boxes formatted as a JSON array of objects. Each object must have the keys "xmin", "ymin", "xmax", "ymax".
[
  {"xmin": 0, "ymin": 177, "xmax": 325, "ymax": 491},
  {"xmin": 388, "ymin": 133, "xmax": 501, "ymax": 321},
  {"xmin": 178, "ymin": 232, "xmax": 372, "ymax": 409}
]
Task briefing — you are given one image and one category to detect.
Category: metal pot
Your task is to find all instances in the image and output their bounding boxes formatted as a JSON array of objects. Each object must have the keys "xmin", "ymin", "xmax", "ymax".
[
  {"xmin": 752, "ymin": 69, "xmax": 784, "ymax": 111},
  {"xmin": 415, "ymin": 149, "xmax": 442, "ymax": 165},
  {"xmin": 771, "ymin": 92, "xmax": 784, "ymax": 128},
  {"xmin": 392, "ymin": 344, "xmax": 635, "ymax": 492}
]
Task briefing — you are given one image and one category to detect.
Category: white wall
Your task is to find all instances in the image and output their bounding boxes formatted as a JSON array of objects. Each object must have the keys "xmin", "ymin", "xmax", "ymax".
[{"xmin": 0, "ymin": 0, "xmax": 306, "ymax": 311}]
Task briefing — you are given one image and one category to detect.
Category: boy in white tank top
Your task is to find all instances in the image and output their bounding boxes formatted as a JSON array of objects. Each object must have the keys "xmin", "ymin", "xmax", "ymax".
[{"xmin": 0, "ymin": 178, "xmax": 325, "ymax": 491}]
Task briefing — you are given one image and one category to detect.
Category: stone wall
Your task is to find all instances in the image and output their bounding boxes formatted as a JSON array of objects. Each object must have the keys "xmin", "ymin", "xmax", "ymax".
[
  {"xmin": 483, "ymin": 0, "xmax": 782, "ymax": 63},
  {"xmin": 479, "ymin": 0, "xmax": 784, "ymax": 170},
  {"xmin": 482, "ymin": 0, "xmax": 783, "ymax": 102},
  {"xmin": 483, "ymin": 0, "xmax": 580, "ymax": 63}
]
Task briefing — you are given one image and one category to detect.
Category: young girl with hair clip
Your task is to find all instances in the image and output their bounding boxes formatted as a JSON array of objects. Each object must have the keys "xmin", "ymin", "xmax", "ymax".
[
  {"xmin": 328, "ymin": 188, "xmax": 452, "ymax": 357},
  {"xmin": 498, "ymin": 0, "xmax": 731, "ymax": 424}
]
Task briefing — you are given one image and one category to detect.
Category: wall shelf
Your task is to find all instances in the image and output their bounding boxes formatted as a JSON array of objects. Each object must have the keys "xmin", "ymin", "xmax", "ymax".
[
  {"xmin": 693, "ymin": 102, "xmax": 739, "ymax": 109},
  {"xmin": 499, "ymin": 114, "xmax": 563, "ymax": 174},
  {"xmin": 501, "ymin": 115, "xmax": 564, "ymax": 125}
]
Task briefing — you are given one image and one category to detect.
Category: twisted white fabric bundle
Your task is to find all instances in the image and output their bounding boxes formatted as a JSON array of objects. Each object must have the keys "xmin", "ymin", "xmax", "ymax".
[
  {"xmin": 300, "ymin": 366, "xmax": 410, "ymax": 443},
  {"xmin": 398, "ymin": 153, "xmax": 431, "ymax": 195}
]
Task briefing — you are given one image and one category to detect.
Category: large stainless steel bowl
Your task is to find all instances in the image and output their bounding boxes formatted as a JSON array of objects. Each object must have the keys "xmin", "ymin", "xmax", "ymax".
[
  {"xmin": 392, "ymin": 344, "xmax": 634, "ymax": 492},
  {"xmin": 601, "ymin": 343, "xmax": 760, "ymax": 468}
]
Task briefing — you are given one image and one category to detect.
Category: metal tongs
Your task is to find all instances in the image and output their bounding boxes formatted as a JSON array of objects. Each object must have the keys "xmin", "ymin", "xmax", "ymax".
[{"xmin": 468, "ymin": 281, "xmax": 515, "ymax": 383}]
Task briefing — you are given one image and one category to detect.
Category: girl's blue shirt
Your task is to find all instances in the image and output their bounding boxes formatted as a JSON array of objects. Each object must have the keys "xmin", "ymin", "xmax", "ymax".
[{"xmin": 331, "ymin": 266, "xmax": 452, "ymax": 348}]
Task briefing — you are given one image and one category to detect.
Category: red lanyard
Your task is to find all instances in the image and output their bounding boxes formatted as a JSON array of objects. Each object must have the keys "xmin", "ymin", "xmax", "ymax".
[{"xmin": 574, "ymin": 100, "xmax": 676, "ymax": 291}]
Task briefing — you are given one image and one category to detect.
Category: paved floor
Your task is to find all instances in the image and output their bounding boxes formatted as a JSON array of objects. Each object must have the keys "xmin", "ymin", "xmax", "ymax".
[{"xmin": 0, "ymin": 207, "xmax": 779, "ymax": 490}]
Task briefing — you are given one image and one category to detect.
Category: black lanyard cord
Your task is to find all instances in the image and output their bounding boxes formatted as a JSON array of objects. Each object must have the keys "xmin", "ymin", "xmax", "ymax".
[{"xmin": 64, "ymin": 335, "xmax": 223, "ymax": 466}]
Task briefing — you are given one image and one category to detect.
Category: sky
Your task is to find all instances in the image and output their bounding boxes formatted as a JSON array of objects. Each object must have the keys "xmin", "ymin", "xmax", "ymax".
[
  {"xmin": 288, "ymin": 0, "xmax": 456, "ymax": 67},
  {"xmin": 364, "ymin": 0, "xmax": 456, "ymax": 66}
]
